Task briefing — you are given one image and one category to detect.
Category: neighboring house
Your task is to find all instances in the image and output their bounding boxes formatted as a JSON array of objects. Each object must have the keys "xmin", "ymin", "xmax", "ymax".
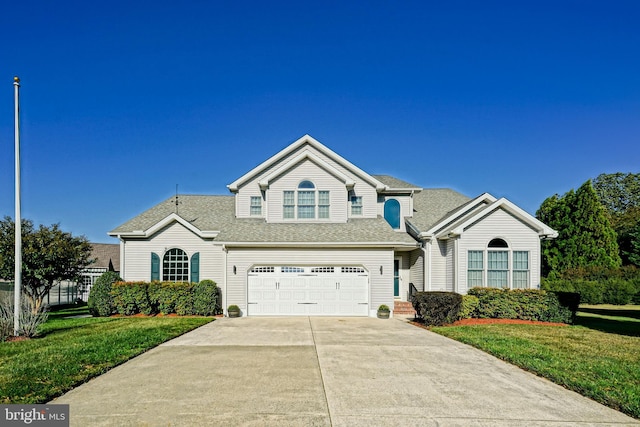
[
  {"xmin": 109, "ymin": 135, "xmax": 557, "ymax": 317},
  {"xmin": 77, "ymin": 243, "xmax": 121, "ymax": 301}
]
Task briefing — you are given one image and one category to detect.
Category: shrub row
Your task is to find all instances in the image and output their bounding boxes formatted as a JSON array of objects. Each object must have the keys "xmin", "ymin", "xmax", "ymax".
[
  {"xmin": 90, "ymin": 278, "xmax": 220, "ymax": 317},
  {"xmin": 467, "ymin": 288, "xmax": 578, "ymax": 324},
  {"xmin": 541, "ymin": 278, "xmax": 640, "ymax": 305},
  {"xmin": 412, "ymin": 288, "xmax": 579, "ymax": 326}
]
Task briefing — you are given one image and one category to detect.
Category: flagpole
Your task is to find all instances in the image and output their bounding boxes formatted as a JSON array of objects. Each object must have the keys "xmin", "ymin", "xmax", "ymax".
[{"xmin": 13, "ymin": 76, "xmax": 22, "ymax": 336}]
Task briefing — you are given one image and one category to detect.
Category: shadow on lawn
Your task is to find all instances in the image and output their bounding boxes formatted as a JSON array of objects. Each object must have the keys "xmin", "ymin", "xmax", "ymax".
[
  {"xmin": 575, "ymin": 313, "xmax": 640, "ymax": 337},
  {"xmin": 579, "ymin": 307, "xmax": 640, "ymax": 320}
]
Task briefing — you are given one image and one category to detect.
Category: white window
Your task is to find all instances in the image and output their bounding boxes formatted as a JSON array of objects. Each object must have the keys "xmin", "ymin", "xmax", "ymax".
[
  {"xmin": 467, "ymin": 250, "xmax": 484, "ymax": 287},
  {"xmin": 467, "ymin": 239, "xmax": 530, "ymax": 289},
  {"xmin": 283, "ymin": 191, "xmax": 295, "ymax": 219},
  {"xmin": 250, "ymin": 196, "xmax": 262, "ymax": 216},
  {"xmin": 351, "ymin": 196, "xmax": 363, "ymax": 215},
  {"xmin": 512, "ymin": 251, "xmax": 529, "ymax": 288},
  {"xmin": 282, "ymin": 180, "xmax": 330, "ymax": 220},
  {"xmin": 163, "ymin": 248, "xmax": 189, "ymax": 282}
]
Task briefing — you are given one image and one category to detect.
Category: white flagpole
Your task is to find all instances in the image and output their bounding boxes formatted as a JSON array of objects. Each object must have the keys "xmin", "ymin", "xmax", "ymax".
[{"xmin": 13, "ymin": 76, "xmax": 22, "ymax": 336}]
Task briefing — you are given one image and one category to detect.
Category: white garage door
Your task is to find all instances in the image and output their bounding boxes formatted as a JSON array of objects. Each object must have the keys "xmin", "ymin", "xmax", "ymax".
[{"xmin": 247, "ymin": 266, "xmax": 369, "ymax": 316}]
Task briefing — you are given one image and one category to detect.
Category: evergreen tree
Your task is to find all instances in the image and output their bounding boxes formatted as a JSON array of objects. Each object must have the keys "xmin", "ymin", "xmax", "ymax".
[{"xmin": 536, "ymin": 181, "xmax": 621, "ymax": 277}]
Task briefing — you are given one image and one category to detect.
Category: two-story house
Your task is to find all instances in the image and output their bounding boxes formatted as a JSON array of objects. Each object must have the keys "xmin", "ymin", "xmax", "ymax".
[{"xmin": 109, "ymin": 135, "xmax": 557, "ymax": 317}]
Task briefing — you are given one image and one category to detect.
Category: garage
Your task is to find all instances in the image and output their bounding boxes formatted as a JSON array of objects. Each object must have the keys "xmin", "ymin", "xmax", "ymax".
[{"xmin": 247, "ymin": 266, "xmax": 369, "ymax": 316}]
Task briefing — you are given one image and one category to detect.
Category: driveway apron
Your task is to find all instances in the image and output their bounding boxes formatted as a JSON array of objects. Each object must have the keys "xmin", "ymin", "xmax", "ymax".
[{"xmin": 52, "ymin": 317, "xmax": 639, "ymax": 426}]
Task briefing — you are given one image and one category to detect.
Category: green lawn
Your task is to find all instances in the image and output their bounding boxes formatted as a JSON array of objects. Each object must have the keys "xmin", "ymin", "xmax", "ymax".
[
  {"xmin": 431, "ymin": 305, "xmax": 640, "ymax": 420},
  {"xmin": 0, "ymin": 306, "xmax": 213, "ymax": 404}
]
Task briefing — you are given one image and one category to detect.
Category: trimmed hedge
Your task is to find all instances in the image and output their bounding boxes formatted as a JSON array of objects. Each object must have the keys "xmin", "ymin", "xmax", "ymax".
[
  {"xmin": 542, "ymin": 278, "xmax": 639, "ymax": 305},
  {"xmin": 412, "ymin": 292, "xmax": 463, "ymax": 326},
  {"xmin": 467, "ymin": 288, "xmax": 578, "ymax": 324},
  {"xmin": 457, "ymin": 295, "xmax": 480, "ymax": 320},
  {"xmin": 87, "ymin": 271, "xmax": 122, "ymax": 317},
  {"xmin": 109, "ymin": 280, "xmax": 219, "ymax": 316}
]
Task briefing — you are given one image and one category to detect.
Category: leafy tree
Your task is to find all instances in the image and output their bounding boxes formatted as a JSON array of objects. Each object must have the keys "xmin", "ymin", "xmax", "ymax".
[
  {"xmin": 537, "ymin": 181, "xmax": 621, "ymax": 277},
  {"xmin": 0, "ymin": 217, "xmax": 93, "ymax": 313},
  {"xmin": 593, "ymin": 172, "xmax": 640, "ymax": 266}
]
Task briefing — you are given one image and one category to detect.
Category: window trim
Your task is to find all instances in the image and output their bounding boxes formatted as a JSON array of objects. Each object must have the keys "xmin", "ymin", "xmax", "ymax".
[
  {"xmin": 162, "ymin": 248, "xmax": 189, "ymax": 282},
  {"xmin": 282, "ymin": 180, "xmax": 330, "ymax": 220},
  {"xmin": 466, "ymin": 240, "xmax": 530, "ymax": 290},
  {"xmin": 250, "ymin": 196, "xmax": 262, "ymax": 216},
  {"xmin": 350, "ymin": 195, "xmax": 363, "ymax": 216}
]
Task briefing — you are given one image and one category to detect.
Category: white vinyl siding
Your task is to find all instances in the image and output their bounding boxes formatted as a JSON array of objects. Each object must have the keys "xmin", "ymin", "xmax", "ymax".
[
  {"xmin": 118, "ymin": 222, "xmax": 225, "ymax": 287},
  {"xmin": 250, "ymin": 196, "xmax": 262, "ymax": 216},
  {"xmin": 226, "ymin": 247, "xmax": 393, "ymax": 317},
  {"xmin": 409, "ymin": 249, "xmax": 424, "ymax": 291},
  {"xmin": 235, "ymin": 145, "xmax": 379, "ymax": 221},
  {"xmin": 457, "ymin": 209, "xmax": 541, "ymax": 294}
]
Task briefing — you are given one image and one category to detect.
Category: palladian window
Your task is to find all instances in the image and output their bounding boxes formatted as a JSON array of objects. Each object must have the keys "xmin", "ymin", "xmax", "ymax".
[
  {"xmin": 466, "ymin": 239, "xmax": 529, "ymax": 289},
  {"xmin": 282, "ymin": 180, "xmax": 330, "ymax": 220}
]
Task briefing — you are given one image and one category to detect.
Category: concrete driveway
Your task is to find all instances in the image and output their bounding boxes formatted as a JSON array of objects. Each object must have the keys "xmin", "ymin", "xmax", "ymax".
[{"xmin": 53, "ymin": 317, "xmax": 638, "ymax": 426}]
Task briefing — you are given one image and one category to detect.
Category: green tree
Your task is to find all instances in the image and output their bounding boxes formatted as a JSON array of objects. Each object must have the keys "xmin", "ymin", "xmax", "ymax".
[
  {"xmin": 0, "ymin": 217, "xmax": 93, "ymax": 313},
  {"xmin": 536, "ymin": 181, "xmax": 621, "ymax": 277},
  {"xmin": 593, "ymin": 172, "xmax": 640, "ymax": 266}
]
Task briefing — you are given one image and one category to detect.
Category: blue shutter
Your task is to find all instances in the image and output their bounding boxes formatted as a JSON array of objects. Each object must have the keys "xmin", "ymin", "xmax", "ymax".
[
  {"xmin": 190, "ymin": 252, "xmax": 200, "ymax": 283},
  {"xmin": 151, "ymin": 252, "xmax": 160, "ymax": 281},
  {"xmin": 384, "ymin": 199, "xmax": 401, "ymax": 229}
]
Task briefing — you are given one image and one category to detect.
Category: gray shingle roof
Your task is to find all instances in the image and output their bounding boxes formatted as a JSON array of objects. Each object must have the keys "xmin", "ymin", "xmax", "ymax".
[
  {"xmin": 216, "ymin": 217, "xmax": 418, "ymax": 244},
  {"xmin": 111, "ymin": 195, "xmax": 417, "ymax": 246},
  {"xmin": 90, "ymin": 243, "xmax": 120, "ymax": 271},
  {"xmin": 406, "ymin": 189, "xmax": 471, "ymax": 232},
  {"xmin": 372, "ymin": 175, "xmax": 421, "ymax": 189},
  {"xmin": 110, "ymin": 195, "xmax": 235, "ymax": 234}
]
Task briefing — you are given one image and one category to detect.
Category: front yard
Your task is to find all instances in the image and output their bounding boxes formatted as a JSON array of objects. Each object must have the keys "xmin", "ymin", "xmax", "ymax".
[
  {"xmin": 431, "ymin": 305, "xmax": 640, "ymax": 419},
  {"xmin": 0, "ymin": 306, "xmax": 213, "ymax": 404}
]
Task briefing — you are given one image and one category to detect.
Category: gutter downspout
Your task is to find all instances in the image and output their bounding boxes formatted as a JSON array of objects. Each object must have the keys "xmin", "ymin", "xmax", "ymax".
[{"xmin": 119, "ymin": 238, "xmax": 125, "ymax": 280}]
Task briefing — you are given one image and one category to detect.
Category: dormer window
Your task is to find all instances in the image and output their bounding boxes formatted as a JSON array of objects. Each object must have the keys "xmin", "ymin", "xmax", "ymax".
[{"xmin": 283, "ymin": 180, "xmax": 330, "ymax": 220}]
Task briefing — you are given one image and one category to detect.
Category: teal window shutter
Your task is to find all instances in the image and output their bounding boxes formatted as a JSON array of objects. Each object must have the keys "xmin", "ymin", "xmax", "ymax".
[
  {"xmin": 190, "ymin": 252, "xmax": 200, "ymax": 283},
  {"xmin": 151, "ymin": 252, "xmax": 160, "ymax": 281}
]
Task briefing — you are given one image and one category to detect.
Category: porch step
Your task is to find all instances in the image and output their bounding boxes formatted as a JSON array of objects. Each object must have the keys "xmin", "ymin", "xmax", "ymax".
[{"xmin": 393, "ymin": 301, "xmax": 416, "ymax": 316}]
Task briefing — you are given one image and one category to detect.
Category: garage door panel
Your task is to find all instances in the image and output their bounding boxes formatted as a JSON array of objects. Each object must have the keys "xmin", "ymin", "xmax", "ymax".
[{"xmin": 247, "ymin": 266, "xmax": 369, "ymax": 316}]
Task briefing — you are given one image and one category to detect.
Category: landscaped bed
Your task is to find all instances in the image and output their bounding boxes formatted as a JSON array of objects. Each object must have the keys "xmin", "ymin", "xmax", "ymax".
[
  {"xmin": 0, "ymin": 305, "xmax": 213, "ymax": 404},
  {"xmin": 417, "ymin": 305, "xmax": 640, "ymax": 420}
]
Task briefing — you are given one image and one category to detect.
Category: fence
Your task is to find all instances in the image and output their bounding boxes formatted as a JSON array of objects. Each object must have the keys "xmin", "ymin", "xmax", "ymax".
[{"xmin": 0, "ymin": 281, "xmax": 81, "ymax": 306}]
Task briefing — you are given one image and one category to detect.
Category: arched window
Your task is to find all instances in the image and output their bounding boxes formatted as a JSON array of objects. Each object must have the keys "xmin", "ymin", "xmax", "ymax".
[
  {"xmin": 163, "ymin": 248, "xmax": 189, "ymax": 282},
  {"xmin": 488, "ymin": 238, "xmax": 509, "ymax": 248},
  {"xmin": 384, "ymin": 199, "xmax": 401, "ymax": 229},
  {"xmin": 283, "ymin": 180, "xmax": 330, "ymax": 219}
]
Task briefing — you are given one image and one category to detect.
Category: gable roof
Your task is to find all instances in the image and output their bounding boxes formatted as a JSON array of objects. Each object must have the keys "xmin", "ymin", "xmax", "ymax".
[
  {"xmin": 372, "ymin": 175, "xmax": 422, "ymax": 191},
  {"xmin": 406, "ymin": 189, "xmax": 472, "ymax": 233},
  {"xmin": 227, "ymin": 134, "xmax": 386, "ymax": 192},
  {"xmin": 90, "ymin": 243, "xmax": 120, "ymax": 271},
  {"xmin": 109, "ymin": 195, "xmax": 235, "ymax": 238}
]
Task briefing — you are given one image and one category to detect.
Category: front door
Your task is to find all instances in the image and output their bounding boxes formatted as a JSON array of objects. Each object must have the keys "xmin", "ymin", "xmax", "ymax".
[{"xmin": 394, "ymin": 259, "xmax": 400, "ymax": 297}]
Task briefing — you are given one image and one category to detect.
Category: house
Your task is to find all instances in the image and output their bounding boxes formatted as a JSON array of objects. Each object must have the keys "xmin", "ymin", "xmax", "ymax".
[
  {"xmin": 109, "ymin": 135, "xmax": 557, "ymax": 317},
  {"xmin": 49, "ymin": 243, "xmax": 121, "ymax": 304}
]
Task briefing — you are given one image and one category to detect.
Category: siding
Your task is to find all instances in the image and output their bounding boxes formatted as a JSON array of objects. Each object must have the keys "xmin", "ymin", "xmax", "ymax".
[
  {"xmin": 121, "ymin": 222, "xmax": 225, "ymax": 286},
  {"xmin": 378, "ymin": 195, "xmax": 412, "ymax": 232},
  {"xmin": 235, "ymin": 144, "xmax": 380, "ymax": 220},
  {"xmin": 430, "ymin": 239, "xmax": 451, "ymax": 291},
  {"xmin": 409, "ymin": 249, "xmax": 424, "ymax": 291},
  {"xmin": 266, "ymin": 159, "xmax": 348, "ymax": 222},
  {"xmin": 457, "ymin": 208, "xmax": 541, "ymax": 294},
  {"xmin": 225, "ymin": 247, "xmax": 393, "ymax": 317}
]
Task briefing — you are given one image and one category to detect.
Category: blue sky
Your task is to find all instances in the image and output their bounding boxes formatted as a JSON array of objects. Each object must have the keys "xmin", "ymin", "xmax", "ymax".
[{"xmin": 1, "ymin": 1, "xmax": 638, "ymax": 243}]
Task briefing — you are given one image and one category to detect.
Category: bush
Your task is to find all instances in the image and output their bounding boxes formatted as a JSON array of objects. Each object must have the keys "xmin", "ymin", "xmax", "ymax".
[
  {"xmin": 111, "ymin": 282, "xmax": 153, "ymax": 315},
  {"xmin": 542, "ymin": 277, "xmax": 637, "ymax": 305},
  {"xmin": 412, "ymin": 292, "xmax": 462, "ymax": 326},
  {"xmin": 193, "ymin": 280, "xmax": 218, "ymax": 316},
  {"xmin": 457, "ymin": 295, "xmax": 479, "ymax": 319},
  {"xmin": 0, "ymin": 295, "xmax": 49, "ymax": 340},
  {"xmin": 110, "ymin": 280, "xmax": 219, "ymax": 316},
  {"xmin": 467, "ymin": 287, "xmax": 577, "ymax": 324},
  {"xmin": 87, "ymin": 271, "xmax": 122, "ymax": 317}
]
